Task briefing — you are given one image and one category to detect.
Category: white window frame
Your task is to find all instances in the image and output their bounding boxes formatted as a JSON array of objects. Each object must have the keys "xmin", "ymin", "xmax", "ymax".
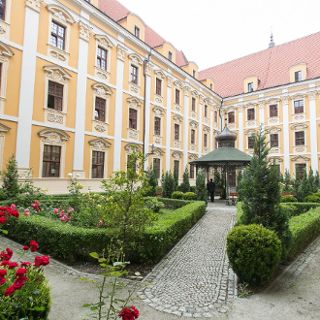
[
  {"xmin": 89, "ymin": 138, "xmax": 110, "ymax": 179},
  {"xmin": 0, "ymin": 42, "xmax": 13, "ymax": 113},
  {"xmin": 94, "ymin": 34, "xmax": 114, "ymax": 81}
]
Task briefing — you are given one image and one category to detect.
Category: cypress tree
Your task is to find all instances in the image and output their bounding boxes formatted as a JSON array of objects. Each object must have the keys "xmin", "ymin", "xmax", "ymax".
[
  {"xmin": 180, "ymin": 167, "xmax": 190, "ymax": 192},
  {"xmin": 2, "ymin": 156, "xmax": 20, "ymax": 200}
]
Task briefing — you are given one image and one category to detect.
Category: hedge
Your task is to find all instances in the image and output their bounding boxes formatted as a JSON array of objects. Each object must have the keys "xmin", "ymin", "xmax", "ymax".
[
  {"xmin": 287, "ymin": 207, "xmax": 320, "ymax": 259},
  {"xmin": 5, "ymin": 201, "xmax": 206, "ymax": 264},
  {"xmin": 157, "ymin": 198, "xmax": 192, "ymax": 209}
]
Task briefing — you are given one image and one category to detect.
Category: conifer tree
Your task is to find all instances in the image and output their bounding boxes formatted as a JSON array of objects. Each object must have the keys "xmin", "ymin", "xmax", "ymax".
[
  {"xmin": 1, "ymin": 155, "xmax": 20, "ymax": 199},
  {"xmin": 161, "ymin": 171, "xmax": 175, "ymax": 198},
  {"xmin": 195, "ymin": 169, "xmax": 207, "ymax": 201},
  {"xmin": 180, "ymin": 167, "xmax": 190, "ymax": 193},
  {"xmin": 146, "ymin": 168, "xmax": 158, "ymax": 196}
]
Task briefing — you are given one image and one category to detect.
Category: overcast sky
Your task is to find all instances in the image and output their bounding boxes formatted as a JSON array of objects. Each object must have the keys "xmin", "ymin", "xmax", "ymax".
[{"xmin": 118, "ymin": 0, "xmax": 320, "ymax": 70}]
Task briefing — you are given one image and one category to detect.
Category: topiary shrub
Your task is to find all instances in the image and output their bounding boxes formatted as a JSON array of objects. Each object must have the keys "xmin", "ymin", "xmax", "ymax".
[
  {"xmin": 280, "ymin": 195, "xmax": 298, "ymax": 202},
  {"xmin": 227, "ymin": 224, "xmax": 282, "ymax": 287},
  {"xmin": 171, "ymin": 191, "xmax": 184, "ymax": 199},
  {"xmin": 304, "ymin": 194, "xmax": 320, "ymax": 203},
  {"xmin": 183, "ymin": 192, "xmax": 197, "ymax": 201}
]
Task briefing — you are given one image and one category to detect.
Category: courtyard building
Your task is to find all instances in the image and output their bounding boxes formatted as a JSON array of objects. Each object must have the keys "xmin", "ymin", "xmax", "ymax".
[{"xmin": 0, "ymin": 0, "xmax": 319, "ymax": 193}]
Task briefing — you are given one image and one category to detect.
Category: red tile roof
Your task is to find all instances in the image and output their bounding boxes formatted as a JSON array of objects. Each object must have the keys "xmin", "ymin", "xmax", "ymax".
[
  {"xmin": 98, "ymin": 0, "xmax": 189, "ymax": 67},
  {"xmin": 199, "ymin": 32, "xmax": 320, "ymax": 98}
]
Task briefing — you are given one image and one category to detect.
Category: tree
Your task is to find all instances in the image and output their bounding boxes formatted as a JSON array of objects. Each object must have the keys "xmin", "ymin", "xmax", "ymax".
[
  {"xmin": 145, "ymin": 168, "xmax": 158, "ymax": 196},
  {"xmin": 161, "ymin": 171, "xmax": 176, "ymax": 198},
  {"xmin": 1, "ymin": 156, "xmax": 20, "ymax": 199},
  {"xmin": 315, "ymin": 171, "xmax": 320, "ymax": 190},
  {"xmin": 102, "ymin": 152, "xmax": 156, "ymax": 257},
  {"xmin": 180, "ymin": 167, "xmax": 190, "ymax": 193},
  {"xmin": 195, "ymin": 169, "xmax": 207, "ymax": 201},
  {"xmin": 283, "ymin": 170, "xmax": 293, "ymax": 193},
  {"xmin": 238, "ymin": 128, "xmax": 291, "ymax": 254}
]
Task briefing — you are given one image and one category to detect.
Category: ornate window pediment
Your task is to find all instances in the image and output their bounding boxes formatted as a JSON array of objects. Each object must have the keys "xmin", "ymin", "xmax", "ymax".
[
  {"xmin": 174, "ymin": 80, "xmax": 183, "ymax": 89},
  {"xmin": 95, "ymin": 34, "xmax": 114, "ymax": 48},
  {"xmin": 291, "ymin": 155, "xmax": 310, "ymax": 162},
  {"xmin": 124, "ymin": 143, "xmax": 142, "ymax": 153},
  {"xmin": 43, "ymin": 65, "xmax": 71, "ymax": 82},
  {"xmin": 154, "ymin": 69, "xmax": 166, "ymax": 80},
  {"xmin": 173, "ymin": 114, "xmax": 183, "ymax": 123},
  {"xmin": 290, "ymin": 123, "xmax": 308, "ymax": 130},
  {"xmin": 189, "ymin": 120, "xmax": 198, "ymax": 128},
  {"xmin": 127, "ymin": 96, "xmax": 142, "ymax": 108},
  {"xmin": 191, "ymin": 90, "xmax": 199, "ymax": 97},
  {"xmin": 92, "ymin": 83, "xmax": 112, "ymax": 98},
  {"xmin": 152, "ymin": 147, "xmax": 164, "ymax": 157},
  {"xmin": 203, "ymin": 125, "xmax": 210, "ymax": 132},
  {"xmin": 0, "ymin": 123, "xmax": 10, "ymax": 133},
  {"xmin": 172, "ymin": 151, "xmax": 183, "ymax": 159},
  {"xmin": 128, "ymin": 53, "xmax": 143, "ymax": 65},
  {"xmin": 38, "ymin": 129, "xmax": 70, "ymax": 144},
  {"xmin": 89, "ymin": 138, "xmax": 111, "ymax": 151},
  {"xmin": 47, "ymin": 4, "xmax": 76, "ymax": 24},
  {"xmin": 153, "ymin": 105, "xmax": 165, "ymax": 116},
  {"xmin": 265, "ymin": 126, "xmax": 281, "ymax": 134},
  {"xmin": 188, "ymin": 153, "xmax": 198, "ymax": 161},
  {"xmin": 0, "ymin": 42, "xmax": 13, "ymax": 59}
]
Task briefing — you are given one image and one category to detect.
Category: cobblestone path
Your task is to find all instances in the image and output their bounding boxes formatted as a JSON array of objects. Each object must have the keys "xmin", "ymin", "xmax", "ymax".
[{"xmin": 139, "ymin": 201, "xmax": 236, "ymax": 318}]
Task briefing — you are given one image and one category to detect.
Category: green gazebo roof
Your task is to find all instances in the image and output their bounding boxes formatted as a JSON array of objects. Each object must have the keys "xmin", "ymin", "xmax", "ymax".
[{"xmin": 191, "ymin": 147, "xmax": 251, "ymax": 167}]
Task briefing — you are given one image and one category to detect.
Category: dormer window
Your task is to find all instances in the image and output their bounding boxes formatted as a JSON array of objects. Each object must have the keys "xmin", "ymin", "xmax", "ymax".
[
  {"xmin": 168, "ymin": 51, "xmax": 173, "ymax": 61},
  {"xmin": 210, "ymin": 83, "xmax": 213, "ymax": 90},
  {"xmin": 247, "ymin": 82, "xmax": 254, "ymax": 93},
  {"xmin": 0, "ymin": 0, "xmax": 6, "ymax": 20},
  {"xmin": 294, "ymin": 71, "xmax": 302, "ymax": 82},
  {"xmin": 134, "ymin": 26, "xmax": 140, "ymax": 38},
  {"xmin": 192, "ymin": 70, "xmax": 196, "ymax": 78}
]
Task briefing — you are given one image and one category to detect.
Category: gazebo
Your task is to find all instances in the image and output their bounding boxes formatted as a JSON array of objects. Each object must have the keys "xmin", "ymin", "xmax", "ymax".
[{"xmin": 191, "ymin": 125, "xmax": 251, "ymax": 201}]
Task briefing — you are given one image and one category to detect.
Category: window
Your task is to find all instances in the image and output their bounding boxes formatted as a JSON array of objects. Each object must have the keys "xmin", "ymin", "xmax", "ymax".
[
  {"xmin": 42, "ymin": 145, "xmax": 61, "ymax": 177},
  {"xmin": 94, "ymin": 97, "xmax": 106, "ymax": 122},
  {"xmin": 214, "ymin": 111, "xmax": 218, "ymax": 123},
  {"xmin": 210, "ymin": 83, "xmax": 213, "ymax": 90},
  {"xmin": 204, "ymin": 105, "xmax": 208, "ymax": 118},
  {"xmin": 156, "ymin": 78, "xmax": 162, "ymax": 96},
  {"xmin": 50, "ymin": 21, "xmax": 66, "ymax": 50},
  {"xmin": 190, "ymin": 164, "xmax": 195, "ymax": 179},
  {"xmin": 0, "ymin": 0, "xmax": 5, "ymax": 20},
  {"xmin": 92, "ymin": 151, "xmax": 105, "ymax": 178},
  {"xmin": 47, "ymin": 81, "xmax": 63, "ymax": 111},
  {"xmin": 154, "ymin": 116, "xmax": 161, "ymax": 136},
  {"xmin": 97, "ymin": 46, "xmax": 107, "ymax": 71},
  {"xmin": 175, "ymin": 89, "xmax": 180, "ymax": 105},
  {"xmin": 204, "ymin": 133, "xmax": 208, "ymax": 148},
  {"xmin": 168, "ymin": 51, "xmax": 173, "ymax": 61},
  {"xmin": 153, "ymin": 158, "xmax": 161, "ymax": 179},
  {"xmin": 173, "ymin": 160, "xmax": 179, "ymax": 179},
  {"xmin": 191, "ymin": 129, "xmax": 195, "ymax": 144},
  {"xmin": 270, "ymin": 133, "xmax": 279, "ymax": 148},
  {"xmin": 248, "ymin": 136, "xmax": 255, "ymax": 149},
  {"xmin": 174, "ymin": 124, "xmax": 180, "ymax": 140},
  {"xmin": 295, "ymin": 163, "xmax": 306, "ymax": 180},
  {"xmin": 294, "ymin": 71, "xmax": 302, "ymax": 82},
  {"xmin": 192, "ymin": 70, "xmax": 196, "ymax": 78},
  {"xmin": 130, "ymin": 64, "xmax": 138, "ymax": 84},
  {"xmin": 247, "ymin": 108, "xmax": 255, "ymax": 121},
  {"xmin": 134, "ymin": 26, "xmax": 140, "ymax": 38},
  {"xmin": 129, "ymin": 108, "xmax": 137, "ymax": 130},
  {"xmin": 269, "ymin": 104, "xmax": 278, "ymax": 117},
  {"xmin": 295, "ymin": 131, "xmax": 305, "ymax": 146},
  {"xmin": 247, "ymin": 82, "xmax": 254, "ymax": 92},
  {"xmin": 294, "ymin": 100, "xmax": 304, "ymax": 114},
  {"xmin": 228, "ymin": 111, "xmax": 235, "ymax": 124},
  {"xmin": 191, "ymin": 97, "xmax": 196, "ymax": 112}
]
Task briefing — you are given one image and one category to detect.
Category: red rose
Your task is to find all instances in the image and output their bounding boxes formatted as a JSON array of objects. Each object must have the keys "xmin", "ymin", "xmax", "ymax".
[
  {"xmin": 0, "ymin": 248, "xmax": 13, "ymax": 261},
  {"xmin": 118, "ymin": 306, "xmax": 139, "ymax": 320},
  {"xmin": 34, "ymin": 255, "xmax": 50, "ymax": 267},
  {"xmin": 8, "ymin": 261, "xmax": 18, "ymax": 269},
  {"xmin": 29, "ymin": 240, "xmax": 39, "ymax": 252},
  {"xmin": 0, "ymin": 269, "xmax": 7, "ymax": 276},
  {"xmin": 22, "ymin": 245, "xmax": 29, "ymax": 251},
  {"xmin": 4, "ymin": 285, "xmax": 15, "ymax": 296},
  {"xmin": 16, "ymin": 268, "xmax": 27, "ymax": 277},
  {"xmin": 0, "ymin": 277, "xmax": 6, "ymax": 285},
  {"xmin": 13, "ymin": 276, "xmax": 28, "ymax": 289},
  {"xmin": 20, "ymin": 261, "xmax": 31, "ymax": 267},
  {"xmin": 0, "ymin": 217, "xmax": 6, "ymax": 224}
]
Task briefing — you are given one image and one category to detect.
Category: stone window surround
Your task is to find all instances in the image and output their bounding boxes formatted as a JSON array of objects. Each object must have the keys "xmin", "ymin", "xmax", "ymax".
[
  {"xmin": 0, "ymin": 122, "xmax": 10, "ymax": 171},
  {"xmin": 88, "ymin": 138, "xmax": 111, "ymax": 179},
  {"xmin": 38, "ymin": 128, "xmax": 70, "ymax": 178},
  {"xmin": 94, "ymin": 34, "xmax": 114, "ymax": 81},
  {"xmin": 127, "ymin": 96, "xmax": 142, "ymax": 140},
  {"xmin": 0, "ymin": 0, "xmax": 12, "ymax": 39},
  {"xmin": 46, "ymin": 4, "xmax": 76, "ymax": 63}
]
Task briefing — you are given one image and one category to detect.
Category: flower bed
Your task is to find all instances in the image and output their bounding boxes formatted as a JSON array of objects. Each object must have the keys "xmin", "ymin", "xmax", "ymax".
[{"xmin": 5, "ymin": 201, "xmax": 206, "ymax": 264}]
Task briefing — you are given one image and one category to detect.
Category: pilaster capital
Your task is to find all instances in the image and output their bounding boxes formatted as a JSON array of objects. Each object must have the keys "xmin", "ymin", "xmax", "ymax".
[
  {"xmin": 281, "ymin": 96, "xmax": 289, "ymax": 105},
  {"xmin": 116, "ymin": 45, "xmax": 127, "ymax": 61},
  {"xmin": 183, "ymin": 85, "xmax": 191, "ymax": 97},
  {"xmin": 308, "ymin": 91, "xmax": 318, "ymax": 102},
  {"xmin": 25, "ymin": 0, "xmax": 43, "ymax": 12},
  {"xmin": 79, "ymin": 21, "xmax": 93, "ymax": 42}
]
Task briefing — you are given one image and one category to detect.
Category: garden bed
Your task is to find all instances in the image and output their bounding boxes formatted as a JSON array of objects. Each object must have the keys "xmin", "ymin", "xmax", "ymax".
[{"xmin": 5, "ymin": 200, "xmax": 206, "ymax": 265}]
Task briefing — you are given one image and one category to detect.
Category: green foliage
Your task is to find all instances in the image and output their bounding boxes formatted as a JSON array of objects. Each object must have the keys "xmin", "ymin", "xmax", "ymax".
[
  {"xmin": 183, "ymin": 192, "xmax": 197, "ymax": 200},
  {"xmin": 180, "ymin": 167, "xmax": 190, "ymax": 193},
  {"xmin": 145, "ymin": 168, "xmax": 158, "ymax": 196},
  {"xmin": 238, "ymin": 129, "xmax": 291, "ymax": 253},
  {"xmin": 0, "ymin": 266, "xmax": 50, "ymax": 319},
  {"xmin": 102, "ymin": 152, "xmax": 156, "ymax": 257},
  {"xmin": 288, "ymin": 207, "xmax": 320, "ymax": 259},
  {"xmin": 171, "ymin": 191, "xmax": 184, "ymax": 199},
  {"xmin": 280, "ymin": 195, "xmax": 298, "ymax": 202},
  {"xmin": 304, "ymin": 193, "xmax": 320, "ymax": 203},
  {"xmin": 214, "ymin": 169, "xmax": 226, "ymax": 199},
  {"xmin": 157, "ymin": 197, "xmax": 191, "ymax": 209},
  {"xmin": 5, "ymin": 201, "xmax": 205, "ymax": 264},
  {"xmin": 195, "ymin": 169, "xmax": 207, "ymax": 201},
  {"xmin": 282, "ymin": 170, "xmax": 293, "ymax": 193},
  {"xmin": 161, "ymin": 171, "xmax": 176, "ymax": 198},
  {"xmin": 227, "ymin": 224, "xmax": 282, "ymax": 287},
  {"xmin": 145, "ymin": 197, "xmax": 165, "ymax": 213},
  {"xmin": 280, "ymin": 202, "xmax": 320, "ymax": 218},
  {"xmin": 1, "ymin": 156, "xmax": 20, "ymax": 200},
  {"xmin": 67, "ymin": 176, "xmax": 84, "ymax": 211}
]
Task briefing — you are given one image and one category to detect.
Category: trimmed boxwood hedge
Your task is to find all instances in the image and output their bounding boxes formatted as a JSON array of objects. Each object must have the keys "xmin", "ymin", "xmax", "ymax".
[{"xmin": 5, "ymin": 201, "xmax": 206, "ymax": 264}]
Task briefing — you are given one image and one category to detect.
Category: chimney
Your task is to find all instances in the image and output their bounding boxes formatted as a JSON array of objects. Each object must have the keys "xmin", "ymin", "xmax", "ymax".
[{"xmin": 269, "ymin": 33, "xmax": 275, "ymax": 48}]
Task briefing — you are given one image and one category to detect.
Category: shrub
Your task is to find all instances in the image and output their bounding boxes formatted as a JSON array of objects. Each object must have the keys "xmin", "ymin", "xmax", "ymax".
[
  {"xmin": 145, "ymin": 168, "xmax": 158, "ymax": 196},
  {"xmin": 288, "ymin": 207, "xmax": 320, "ymax": 259},
  {"xmin": 280, "ymin": 202, "xmax": 320, "ymax": 217},
  {"xmin": 155, "ymin": 186, "xmax": 163, "ymax": 197},
  {"xmin": 171, "ymin": 191, "xmax": 184, "ymax": 199},
  {"xmin": 1, "ymin": 156, "xmax": 20, "ymax": 200},
  {"xmin": 180, "ymin": 167, "xmax": 190, "ymax": 193},
  {"xmin": 304, "ymin": 194, "xmax": 320, "ymax": 203},
  {"xmin": 145, "ymin": 197, "xmax": 165, "ymax": 213},
  {"xmin": 227, "ymin": 224, "xmax": 282, "ymax": 287},
  {"xmin": 280, "ymin": 195, "xmax": 298, "ymax": 202},
  {"xmin": 195, "ymin": 169, "xmax": 207, "ymax": 201},
  {"xmin": 183, "ymin": 192, "xmax": 197, "ymax": 201},
  {"xmin": 158, "ymin": 198, "xmax": 191, "ymax": 209},
  {"xmin": 161, "ymin": 172, "xmax": 176, "ymax": 198}
]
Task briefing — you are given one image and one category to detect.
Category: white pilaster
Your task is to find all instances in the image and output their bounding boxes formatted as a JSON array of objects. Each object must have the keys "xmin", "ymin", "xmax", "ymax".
[
  {"xmin": 259, "ymin": 103, "xmax": 265, "ymax": 128},
  {"xmin": 73, "ymin": 27, "xmax": 90, "ymax": 177},
  {"xmin": 282, "ymin": 97, "xmax": 290, "ymax": 172},
  {"xmin": 165, "ymin": 78, "xmax": 172, "ymax": 171},
  {"xmin": 238, "ymin": 109, "xmax": 244, "ymax": 151},
  {"xmin": 16, "ymin": 3, "xmax": 40, "ymax": 176},
  {"xmin": 309, "ymin": 93, "xmax": 318, "ymax": 172},
  {"xmin": 113, "ymin": 45, "xmax": 127, "ymax": 171},
  {"xmin": 183, "ymin": 87, "xmax": 190, "ymax": 168},
  {"xmin": 143, "ymin": 70, "xmax": 151, "ymax": 170},
  {"xmin": 198, "ymin": 100, "xmax": 203, "ymax": 156}
]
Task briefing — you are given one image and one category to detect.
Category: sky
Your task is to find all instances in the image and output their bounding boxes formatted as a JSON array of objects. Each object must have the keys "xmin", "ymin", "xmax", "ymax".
[{"xmin": 118, "ymin": 0, "xmax": 320, "ymax": 70}]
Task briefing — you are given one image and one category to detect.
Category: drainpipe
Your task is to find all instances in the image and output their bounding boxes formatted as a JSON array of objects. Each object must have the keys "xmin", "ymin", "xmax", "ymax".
[
  {"xmin": 143, "ymin": 49, "xmax": 153, "ymax": 160},
  {"xmin": 218, "ymin": 98, "xmax": 224, "ymax": 131}
]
